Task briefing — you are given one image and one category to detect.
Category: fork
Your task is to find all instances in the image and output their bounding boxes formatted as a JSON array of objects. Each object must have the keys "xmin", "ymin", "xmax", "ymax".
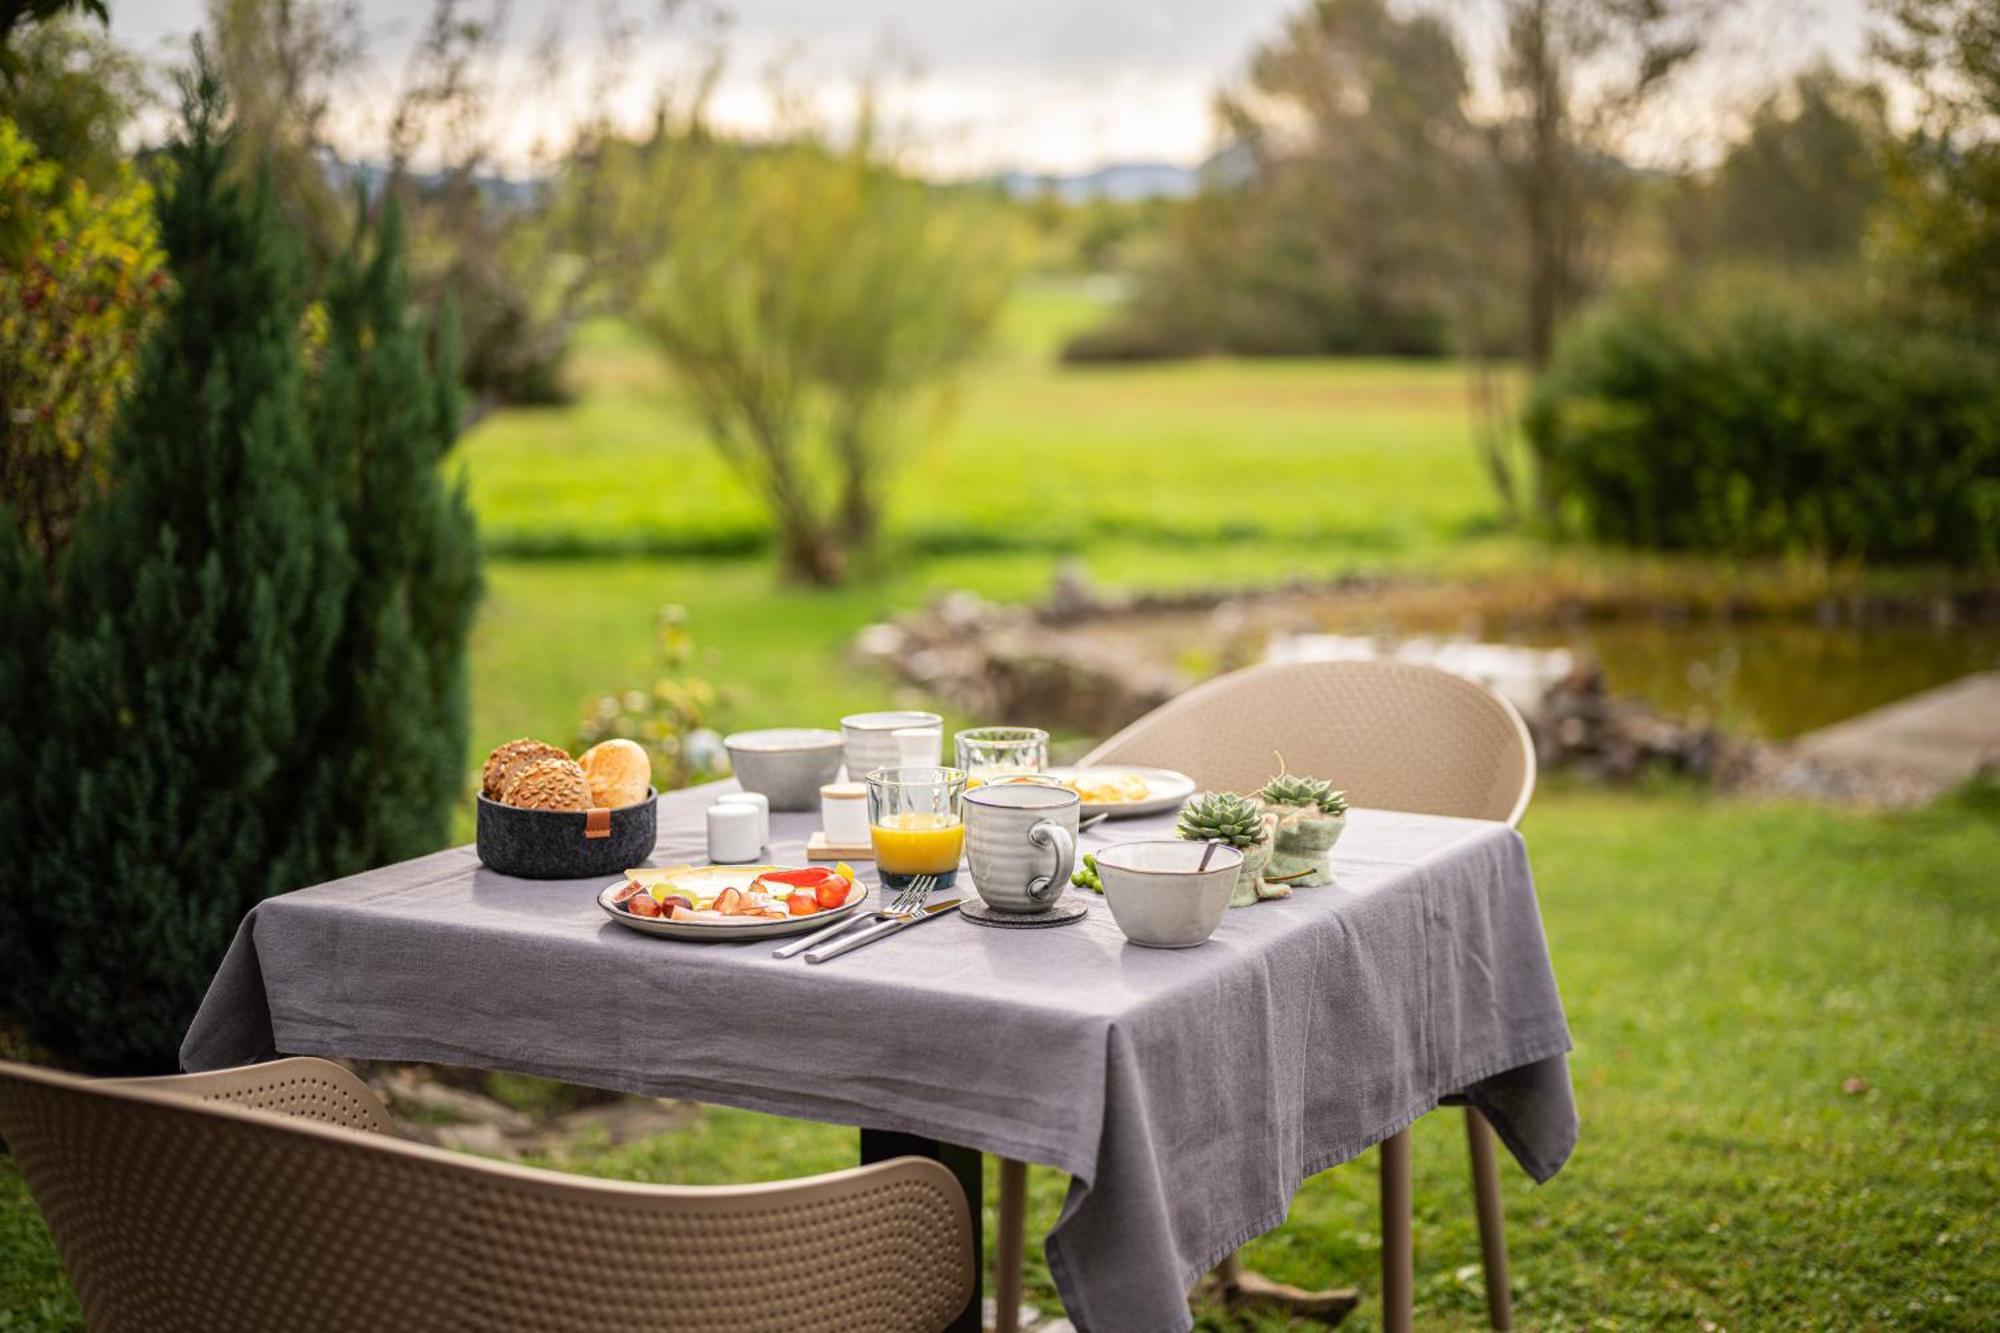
[{"xmin": 771, "ymin": 875, "xmax": 937, "ymax": 959}]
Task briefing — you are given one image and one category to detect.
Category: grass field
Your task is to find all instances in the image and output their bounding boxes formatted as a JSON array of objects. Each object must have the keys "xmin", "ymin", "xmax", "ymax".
[
  {"xmin": 464, "ymin": 290, "xmax": 1503, "ymax": 562},
  {"xmin": 5, "ymin": 284, "xmax": 1997, "ymax": 1329}
]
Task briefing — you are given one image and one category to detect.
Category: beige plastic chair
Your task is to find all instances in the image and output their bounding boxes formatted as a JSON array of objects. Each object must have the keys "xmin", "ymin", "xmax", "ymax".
[
  {"xmin": 994, "ymin": 658, "xmax": 1535, "ymax": 1333},
  {"xmin": 0, "ymin": 1057, "xmax": 974, "ymax": 1333}
]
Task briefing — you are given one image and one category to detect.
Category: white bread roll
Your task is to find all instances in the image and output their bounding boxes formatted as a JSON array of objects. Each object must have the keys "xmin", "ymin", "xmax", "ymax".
[{"xmin": 579, "ymin": 739, "xmax": 652, "ymax": 809}]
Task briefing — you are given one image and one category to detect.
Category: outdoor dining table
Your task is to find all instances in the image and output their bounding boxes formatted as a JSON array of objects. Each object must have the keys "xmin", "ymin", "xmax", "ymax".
[{"xmin": 182, "ymin": 780, "xmax": 1578, "ymax": 1333}]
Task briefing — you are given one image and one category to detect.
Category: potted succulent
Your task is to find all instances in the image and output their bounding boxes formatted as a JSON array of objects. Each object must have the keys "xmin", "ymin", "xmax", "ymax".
[
  {"xmin": 1175, "ymin": 791, "xmax": 1281, "ymax": 907},
  {"xmin": 1259, "ymin": 772, "xmax": 1348, "ymax": 888}
]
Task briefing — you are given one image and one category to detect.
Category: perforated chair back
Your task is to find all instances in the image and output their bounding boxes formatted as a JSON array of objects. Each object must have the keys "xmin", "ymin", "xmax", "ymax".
[
  {"xmin": 0, "ymin": 1058, "xmax": 973, "ymax": 1333},
  {"xmin": 1082, "ymin": 657, "xmax": 1535, "ymax": 825}
]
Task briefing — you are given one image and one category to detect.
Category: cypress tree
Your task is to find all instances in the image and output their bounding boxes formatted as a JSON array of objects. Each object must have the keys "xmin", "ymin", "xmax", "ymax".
[
  {"xmin": 1, "ymin": 51, "xmax": 351, "ymax": 1071},
  {"xmin": 0, "ymin": 55, "xmax": 483, "ymax": 1072},
  {"xmin": 299, "ymin": 201, "xmax": 481, "ymax": 872}
]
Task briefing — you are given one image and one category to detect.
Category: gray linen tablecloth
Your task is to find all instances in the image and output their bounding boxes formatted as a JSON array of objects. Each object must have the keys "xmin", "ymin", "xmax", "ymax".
[{"xmin": 183, "ymin": 782, "xmax": 1576, "ymax": 1333}]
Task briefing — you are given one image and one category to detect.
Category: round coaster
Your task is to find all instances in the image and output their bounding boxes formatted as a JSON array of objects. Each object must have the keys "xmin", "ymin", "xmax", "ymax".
[{"xmin": 959, "ymin": 896, "xmax": 1090, "ymax": 929}]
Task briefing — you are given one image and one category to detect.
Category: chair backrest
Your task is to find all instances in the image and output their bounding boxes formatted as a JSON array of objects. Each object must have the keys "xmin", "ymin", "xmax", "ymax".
[
  {"xmin": 0, "ymin": 1058, "xmax": 973, "ymax": 1333},
  {"xmin": 109, "ymin": 1055, "xmax": 401, "ymax": 1134},
  {"xmin": 1082, "ymin": 657, "xmax": 1536, "ymax": 826}
]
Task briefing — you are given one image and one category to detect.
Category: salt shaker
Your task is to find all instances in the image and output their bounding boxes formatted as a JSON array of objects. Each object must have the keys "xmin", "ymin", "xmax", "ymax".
[
  {"xmin": 706, "ymin": 801, "xmax": 762, "ymax": 864},
  {"xmin": 715, "ymin": 791, "xmax": 770, "ymax": 848}
]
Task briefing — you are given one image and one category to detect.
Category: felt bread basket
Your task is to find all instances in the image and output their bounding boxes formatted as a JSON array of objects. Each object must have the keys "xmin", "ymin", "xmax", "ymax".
[{"xmin": 475, "ymin": 790, "xmax": 658, "ymax": 880}]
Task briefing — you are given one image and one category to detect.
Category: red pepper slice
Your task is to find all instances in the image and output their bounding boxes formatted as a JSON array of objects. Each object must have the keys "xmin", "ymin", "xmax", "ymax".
[{"xmin": 757, "ymin": 867, "xmax": 839, "ymax": 887}]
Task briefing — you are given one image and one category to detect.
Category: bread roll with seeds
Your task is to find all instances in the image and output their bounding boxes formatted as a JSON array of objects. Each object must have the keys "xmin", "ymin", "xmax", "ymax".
[
  {"xmin": 501, "ymin": 756, "xmax": 590, "ymax": 811},
  {"xmin": 481, "ymin": 738, "xmax": 570, "ymax": 800}
]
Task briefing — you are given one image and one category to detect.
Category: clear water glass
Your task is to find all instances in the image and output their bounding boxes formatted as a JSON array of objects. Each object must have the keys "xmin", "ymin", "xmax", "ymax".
[{"xmin": 954, "ymin": 727, "xmax": 1050, "ymax": 779}]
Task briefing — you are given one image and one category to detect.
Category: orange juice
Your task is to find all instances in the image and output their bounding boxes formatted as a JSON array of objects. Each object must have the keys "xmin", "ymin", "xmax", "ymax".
[{"xmin": 870, "ymin": 812, "xmax": 965, "ymax": 874}]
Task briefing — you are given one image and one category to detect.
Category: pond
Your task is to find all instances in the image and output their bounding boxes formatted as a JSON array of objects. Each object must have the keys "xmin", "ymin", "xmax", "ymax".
[{"xmin": 1520, "ymin": 619, "xmax": 2000, "ymax": 739}]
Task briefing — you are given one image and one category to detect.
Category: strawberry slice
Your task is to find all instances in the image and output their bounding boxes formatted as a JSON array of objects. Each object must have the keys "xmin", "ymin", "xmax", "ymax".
[
  {"xmin": 815, "ymin": 878, "xmax": 851, "ymax": 909},
  {"xmin": 786, "ymin": 890, "xmax": 821, "ymax": 916}
]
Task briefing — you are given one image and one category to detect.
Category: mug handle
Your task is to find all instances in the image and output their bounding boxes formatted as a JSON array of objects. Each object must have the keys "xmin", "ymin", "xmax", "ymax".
[{"xmin": 1026, "ymin": 820, "xmax": 1076, "ymax": 907}]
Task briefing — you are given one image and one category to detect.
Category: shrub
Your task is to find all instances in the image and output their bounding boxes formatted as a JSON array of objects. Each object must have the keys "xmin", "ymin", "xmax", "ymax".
[
  {"xmin": 0, "ymin": 116, "xmax": 165, "ymax": 555},
  {"xmin": 0, "ymin": 58, "xmax": 350, "ymax": 1071},
  {"xmin": 0, "ymin": 56, "xmax": 481, "ymax": 1071},
  {"xmin": 1525, "ymin": 290, "xmax": 2000, "ymax": 565}
]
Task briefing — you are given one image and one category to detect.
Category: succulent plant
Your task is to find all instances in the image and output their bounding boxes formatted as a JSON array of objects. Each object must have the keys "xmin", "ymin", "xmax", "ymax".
[
  {"xmin": 1259, "ymin": 773, "xmax": 1349, "ymax": 816},
  {"xmin": 1175, "ymin": 791, "xmax": 1269, "ymax": 847}
]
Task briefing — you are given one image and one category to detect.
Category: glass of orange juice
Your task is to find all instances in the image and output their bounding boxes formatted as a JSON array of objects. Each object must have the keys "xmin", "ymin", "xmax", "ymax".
[{"xmin": 866, "ymin": 767, "xmax": 967, "ymax": 894}]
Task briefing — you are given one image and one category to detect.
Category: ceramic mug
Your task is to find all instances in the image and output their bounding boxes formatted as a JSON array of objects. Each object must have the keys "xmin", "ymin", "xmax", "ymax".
[{"xmin": 964, "ymin": 783, "xmax": 1078, "ymax": 913}]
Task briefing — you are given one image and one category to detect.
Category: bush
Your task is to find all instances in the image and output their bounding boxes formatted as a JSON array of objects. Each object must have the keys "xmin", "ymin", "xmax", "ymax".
[
  {"xmin": 0, "ymin": 59, "xmax": 350, "ymax": 1071},
  {"xmin": 0, "ymin": 117, "xmax": 165, "ymax": 555},
  {"xmin": 1526, "ymin": 290, "xmax": 2000, "ymax": 565},
  {"xmin": 0, "ymin": 57, "xmax": 480, "ymax": 1072}
]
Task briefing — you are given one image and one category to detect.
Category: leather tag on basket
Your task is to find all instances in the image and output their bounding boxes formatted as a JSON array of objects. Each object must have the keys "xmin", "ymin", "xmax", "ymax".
[{"xmin": 584, "ymin": 807, "xmax": 612, "ymax": 840}]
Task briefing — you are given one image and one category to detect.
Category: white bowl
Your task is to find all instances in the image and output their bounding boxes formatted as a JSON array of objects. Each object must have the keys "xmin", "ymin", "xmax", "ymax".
[
  {"xmin": 724, "ymin": 728, "xmax": 845, "ymax": 811},
  {"xmin": 1094, "ymin": 840, "xmax": 1244, "ymax": 949}
]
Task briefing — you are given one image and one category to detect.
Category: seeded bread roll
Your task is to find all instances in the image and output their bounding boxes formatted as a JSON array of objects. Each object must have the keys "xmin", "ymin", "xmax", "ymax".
[
  {"xmin": 578, "ymin": 738, "xmax": 652, "ymax": 809},
  {"xmin": 481, "ymin": 738, "xmax": 570, "ymax": 801},
  {"xmin": 501, "ymin": 756, "xmax": 590, "ymax": 811}
]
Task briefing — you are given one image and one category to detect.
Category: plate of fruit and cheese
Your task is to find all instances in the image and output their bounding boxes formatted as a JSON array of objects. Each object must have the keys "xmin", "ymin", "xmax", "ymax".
[
  {"xmin": 598, "ymin": 863, "xmax": 869, "ymax": 941},
  {"xmin": 1046, "ymin": 766, "xmax": 1197, "ymax": 818}
]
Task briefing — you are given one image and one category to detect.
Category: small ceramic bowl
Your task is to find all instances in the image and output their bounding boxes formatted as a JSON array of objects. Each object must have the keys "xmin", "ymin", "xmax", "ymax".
[
  {"xmin": 1094, "ymin": 840, "xmax": 1245, "ymax": 949},
  {"xmin": 724, "ymin": 728, "xmax": 845, "ymax": 811}
]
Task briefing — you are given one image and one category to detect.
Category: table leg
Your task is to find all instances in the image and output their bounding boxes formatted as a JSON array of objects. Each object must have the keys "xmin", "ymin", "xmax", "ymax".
[
  {"xmin": 1465, "ymin": 1108, "xmax": 1514, "ymax": 1330},
  {"xmin": 995, "ymin": 1159, "xmax": 1027, "ymax": 1333},
  {"xmin": 861, "ymin": 1129, "xmax": 983, "ymax": 1333},
  {"xmin": 1380, "ymin": 1128, "xmax": 1413, "ymax": 1333}
]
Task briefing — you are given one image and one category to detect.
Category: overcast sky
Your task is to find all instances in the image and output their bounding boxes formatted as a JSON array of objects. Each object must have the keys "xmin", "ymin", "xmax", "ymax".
[{"xmin": 108, "ymin": 0, "xmax": 1874, "ymax": 177}]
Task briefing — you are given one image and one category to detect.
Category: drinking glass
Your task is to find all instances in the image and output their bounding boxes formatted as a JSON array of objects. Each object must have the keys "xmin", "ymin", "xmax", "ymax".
[
  {"xmin": 955, "ymin": 727, "xmax": 1050, "ymax": 782},
  {"xmin": 866, "ymin": 766, "xmax": 967, "ymax": 894}
]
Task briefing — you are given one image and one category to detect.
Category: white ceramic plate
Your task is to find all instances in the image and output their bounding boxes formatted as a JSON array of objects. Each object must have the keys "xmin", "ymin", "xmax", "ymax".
[
  {"xmin": 1047, "ymin": 766, "xmax": 1198, "ymax": 819},
  {"xmin": 598, "ymin": 865, "xmax": 871, "ymax": 941}
]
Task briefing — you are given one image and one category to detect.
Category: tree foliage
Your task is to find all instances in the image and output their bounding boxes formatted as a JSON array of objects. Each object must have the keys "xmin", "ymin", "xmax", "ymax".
[
  {"xmin": 1872, "ymin": 0, "xmax": 2000, "ymax": 339},
  {"xmin": 204, "ymin": 0, "xmax": 580, "ymax": 406},
  {"xmin": 0, "ymin": 115, "xmax": 165, "ymax": 556},
  {"xmin": 1067, "ymin": 0, "xmax": 1482, "ymax": 363},
  {"xmin": 296, "ymin": 198, "xmax": 483, "ymax": 874},
  {"xmin": 584, "ymin": 115, "xmax": 1021, "ymax": 583},
  {"xmin": 0, "ymin": 54, "xmax": 347, "ymax": 1069},
  {"xmin": 1689, "ymin": 69, "xmax": 1888, "ymax": 265},
  {"xmin": 0, "ymin": 12, "xmax": 146, "ymax": 188},
  {"xmin": 0, "ymin": 49, "xmax": 481, "ymax": 1071}
]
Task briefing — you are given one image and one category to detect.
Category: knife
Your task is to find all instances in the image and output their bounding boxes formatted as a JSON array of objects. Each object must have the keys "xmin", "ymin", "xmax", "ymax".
[{"xmin": 804, "ymin": 898, "xmax": 962, "ymax": 964}]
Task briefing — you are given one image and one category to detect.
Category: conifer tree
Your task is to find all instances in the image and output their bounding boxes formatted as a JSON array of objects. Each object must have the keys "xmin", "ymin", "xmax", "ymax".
[
  {"xmin": 0, "ymin": 50, "xmax": 483, "ymax": 1072},
  {"xmin": 1, "ymin": 51, "xmax": 351, "ymax": 1071},
  {"xmin": 299, "ymin": 200, "xmax": 481, "ymax": 872}
]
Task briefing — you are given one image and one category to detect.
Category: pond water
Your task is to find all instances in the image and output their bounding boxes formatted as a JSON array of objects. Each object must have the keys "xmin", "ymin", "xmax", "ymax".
[{"xmin": 1521, "ymin": 620, "xmax": 2000, "ymax": 739}]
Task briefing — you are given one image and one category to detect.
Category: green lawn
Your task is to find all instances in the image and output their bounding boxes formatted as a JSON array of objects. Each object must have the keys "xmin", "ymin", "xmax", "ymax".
[
  {"xmin": 7, "ymin": 784, "xmax": 1996, "ymax": 1329},
  {"xmin": 464, "ymin": 288, "xmax": 1505, "ymax": 562}
]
